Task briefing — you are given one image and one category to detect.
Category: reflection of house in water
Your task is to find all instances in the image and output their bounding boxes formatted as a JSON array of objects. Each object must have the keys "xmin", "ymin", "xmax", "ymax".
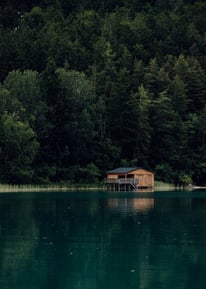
[
  {"xmin": 108, "ymin": 198, "xmax": 154, "ymax": 213},
  {"xmin": 105, "ymin": 167, "xmax": 154, "ymax": 192}
]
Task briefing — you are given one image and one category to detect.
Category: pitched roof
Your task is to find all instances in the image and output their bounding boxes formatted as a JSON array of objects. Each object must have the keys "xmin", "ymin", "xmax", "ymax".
[{"xmin": 107, "ymin": 167, "xmax": 141, "ymax": 174}]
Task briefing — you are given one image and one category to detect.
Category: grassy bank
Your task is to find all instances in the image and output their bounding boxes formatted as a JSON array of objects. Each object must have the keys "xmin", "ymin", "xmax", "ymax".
[
  {"xmin": 154, "ymin": 181, "xmax": 176, "ymax": 191},
  {"xmin": 0, "ymin": 181, "xmax": 178, "ymax": 193},
  {"xmin": 0, "ymin": 183, "xmax": 104, "ymax": 193}
]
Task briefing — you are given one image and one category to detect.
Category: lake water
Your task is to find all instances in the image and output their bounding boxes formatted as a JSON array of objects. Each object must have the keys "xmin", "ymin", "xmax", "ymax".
[{"xmin": 0, "ymin": 190, "xmax": 206, "ymax": 289}]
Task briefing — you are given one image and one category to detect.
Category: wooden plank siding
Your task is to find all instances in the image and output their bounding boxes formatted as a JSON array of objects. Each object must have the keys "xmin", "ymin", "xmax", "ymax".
[{"xmin": 105, "ymin": 167, "xmax": 154, "ymax": 191}]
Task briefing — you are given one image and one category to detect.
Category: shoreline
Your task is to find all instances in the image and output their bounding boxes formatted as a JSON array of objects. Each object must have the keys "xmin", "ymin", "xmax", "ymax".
[
  {"xmin": 0, "ymin": 183, "xmax": 204, "ymax": 193},
  {"xmin": 0, "ymin": 185, "xmax": 104, "ymax": 193}
]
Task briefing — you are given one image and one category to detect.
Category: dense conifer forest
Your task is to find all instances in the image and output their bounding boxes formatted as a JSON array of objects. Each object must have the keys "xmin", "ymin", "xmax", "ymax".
[{"xmin": 0, "ymin": 0, "xmax": 206, "ymax": 185}]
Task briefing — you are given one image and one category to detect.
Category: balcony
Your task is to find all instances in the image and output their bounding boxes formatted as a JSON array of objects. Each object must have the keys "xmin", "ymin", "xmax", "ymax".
[{"xmin": 104, "ymin": 178, "xmax": 139, "ymax": 191}]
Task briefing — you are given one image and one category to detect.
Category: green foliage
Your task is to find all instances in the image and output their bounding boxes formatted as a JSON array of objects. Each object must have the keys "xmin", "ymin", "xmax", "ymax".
[
  {"xmin": 44, "ymin": 68, "xmax": 97, "ymax": 181},
  {"xmin": 125, "ymin": 85, "xmax": 151, "ymax": 166},
  {"xmin": 3, "ymin": 70, "xmax": 44, "ymax": 121},
  {"xmin": 0, "ymin": 113, "xmax": 39, "ymax": 183},
  {"xmin": 175, "ymin": 172, "xmax": 192, "ymax": 188},
  {"xmin": 0, "ymin": 0, "xmax": 206, "ymax": 184},
  {"xmin": 155, "ymin": 163, "xmax": 175, "ymax": 183},
  {"xmin": 77, "ymin": 163, "xmax": 101, "ymax": 184}
]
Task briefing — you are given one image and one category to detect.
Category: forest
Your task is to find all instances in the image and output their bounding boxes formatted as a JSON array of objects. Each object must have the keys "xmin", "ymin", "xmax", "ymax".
[{"xmin": 0, "ymin": 0, "xmax": 206, "ymax": 185}]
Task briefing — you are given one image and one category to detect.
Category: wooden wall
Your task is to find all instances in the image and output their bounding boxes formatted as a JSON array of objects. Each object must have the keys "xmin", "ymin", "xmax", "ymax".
[{"xmin": 106, "ymin": 169, "xmax": 154, "ymax": 188}]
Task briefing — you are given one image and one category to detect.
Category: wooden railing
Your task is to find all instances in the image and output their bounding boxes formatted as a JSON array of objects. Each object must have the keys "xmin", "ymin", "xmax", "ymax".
[{"xmin": 104, "ymin": 178, "xmax": 139, "ymax": 186}]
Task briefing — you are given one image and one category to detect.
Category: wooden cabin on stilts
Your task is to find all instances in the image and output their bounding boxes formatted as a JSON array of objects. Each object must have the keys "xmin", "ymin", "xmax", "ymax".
[{"xmin": 104, "ymin": 167, "xmax": 154, "ymax": 192}]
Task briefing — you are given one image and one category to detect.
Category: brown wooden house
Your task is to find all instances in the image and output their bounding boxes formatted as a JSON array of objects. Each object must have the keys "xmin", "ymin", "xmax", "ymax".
[{"xmin": 104, "ymin": 167, "xmax": 154, "ymax": 191}]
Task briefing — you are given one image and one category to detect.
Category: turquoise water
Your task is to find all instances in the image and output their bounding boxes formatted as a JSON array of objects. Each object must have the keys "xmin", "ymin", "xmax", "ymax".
[{"xmin": 0, "ymin": 190, "xmax": 206, "ymax": 289}]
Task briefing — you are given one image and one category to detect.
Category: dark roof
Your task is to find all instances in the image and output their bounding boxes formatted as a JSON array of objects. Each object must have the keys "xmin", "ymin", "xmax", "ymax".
[{"xmin": 107, "ymin": 167, "xmax": 141, "ymax": 174}]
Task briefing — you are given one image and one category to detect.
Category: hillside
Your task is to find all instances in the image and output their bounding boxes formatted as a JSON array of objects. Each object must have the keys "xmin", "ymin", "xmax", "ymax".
[{"xmin": 0, "ymin": 0, "xmax": 206, "ymax": 185}]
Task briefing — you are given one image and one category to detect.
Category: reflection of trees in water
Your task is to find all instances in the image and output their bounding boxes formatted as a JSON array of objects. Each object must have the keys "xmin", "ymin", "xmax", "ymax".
[
  {"xmin": 0, "ymin": 196, "xmax": 39, "ymax": 287},
  {"xmin": 34, "ymin": 196, "xmax": 206, "ymax": 289},
  {"xmin": 0, "ymin": 195, "xmax": 206, "ymax": 289}
]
